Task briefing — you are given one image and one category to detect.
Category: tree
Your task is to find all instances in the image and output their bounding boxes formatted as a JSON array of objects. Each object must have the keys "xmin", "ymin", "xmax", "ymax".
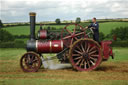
[
  {"xmin": 110, "ymin": 27, "xmax": 128, "ymax": 40},
  {"xmin": 0, "ymin": 20, "xmax": 3, "ymax": 29},
  {"xmin": 0, "ymin": 29, "xmax": 14, "ymax": 42},
  {"xmin": 55, "ymin": 18, "xmax": 61, "ymax": 24},
  {"xmin": 99, "ymin": 32, "xmax": 105, "ymax": 41},
  {"xmin": 76, "ymin": 17, "xmax": 81, "ymax": 24}
]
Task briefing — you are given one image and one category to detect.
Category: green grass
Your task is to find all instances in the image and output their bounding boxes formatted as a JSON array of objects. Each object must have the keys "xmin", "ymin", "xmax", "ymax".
[
  {"xmin": 109, "ymin": 47, "xmax": 128, "ymax": 61},
  {"xmin": 0, "ymin": 79, "xmax": 127, "ymax": 85},
  {"xmin": 3, "ymin": 25, "xmax": 65, "ymax": 36},
  {"xmin": 0, "ymin": 48, "xmax": 25, "ymax": 60},
  {"xmin": 0, "ymin": 48, "xmax": 128, "ymax": 85},
  {"xmin": 99, "ymin": 22, "xmax": 128, "ymax": 35},
  {"xmin": 3, "ymin": 22, "xmax": 128, "ymax": 36}
]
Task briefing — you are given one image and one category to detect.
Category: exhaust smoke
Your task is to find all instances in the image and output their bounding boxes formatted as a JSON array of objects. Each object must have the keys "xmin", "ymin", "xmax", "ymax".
[{"xmin": 41, "ymin": 56, "xmax": 72, "ymax": 70}]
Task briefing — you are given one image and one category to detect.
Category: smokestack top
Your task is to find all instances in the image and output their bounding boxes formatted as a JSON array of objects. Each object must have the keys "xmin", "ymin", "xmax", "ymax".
[{"xmin": 29, "ymin": 12, "xmax": 36, "ymax": 16}]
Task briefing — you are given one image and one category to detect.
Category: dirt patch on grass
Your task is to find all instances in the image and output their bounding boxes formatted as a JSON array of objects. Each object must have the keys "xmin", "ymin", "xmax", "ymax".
[
  {"xmin": 96, "ymin": 62, "xmax": 128, "ymax": 72},
  {"xmin": 0, "ymin": 60, "xmax": 128, "ymax": 80}
]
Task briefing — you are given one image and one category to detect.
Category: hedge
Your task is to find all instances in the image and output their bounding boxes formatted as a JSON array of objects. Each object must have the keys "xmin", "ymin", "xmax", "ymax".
[
  {"xmin": 111, "ymin": 41, "xmax": 128, "ymax": 47},
  {"xmin": 0, "ymin": 40, "xmax": 26, "ymax": 48}
]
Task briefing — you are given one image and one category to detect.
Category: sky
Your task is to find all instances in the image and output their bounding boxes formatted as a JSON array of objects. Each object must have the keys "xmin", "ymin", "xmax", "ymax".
[{"xmin": 0, "ymin": 0, "xmax": 128, "ymax": 23}]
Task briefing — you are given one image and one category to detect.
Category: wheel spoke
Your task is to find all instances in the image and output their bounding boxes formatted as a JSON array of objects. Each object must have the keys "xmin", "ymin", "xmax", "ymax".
[
  {"xmin": 65, "ymin": 28, "xmax": 72, "ymax": 34},
  {"xmin": 89, "ymin": 50, "xmax": 97, "ymax": 55},
  {"xmin": 84, "ymin": 61, "xmax": 87, "ymax": 69},
  {"xmin": 75, "ymin": 32, "xmax": 85, "ymax": 36},
  {"xmin": 90, "ymin": 57, "xmax": 97, "ymax": 62},
  {"xmin": 63, "ymin": 35, "xmax": 72, "ymax": 40},
  {"xmin": 86, "ymin": 43, "xmax": 91, "ymax": 53},
  {"xmin": 70, "ymin": 38, "xmax": 73, "ymax": 45},
  {"xmin": 81, "ymin": 42, "xmax": 85, "ymax": 52},
  {"xmin": 90, "ymin": 60, "xmax": 95, "ymax": 66},
  {"xmin": 89, "ymin": 46, "xmax": 96, "ymax": 52},
  {"xmin": 74, "ymin": 50, "xmax": 83, "ymax": 55},
  {"xmin": 30, "ymin": 55, "xmax": 34, "ymax": 61},
  {"xmin": 76, "ymin": 45, "xmax": 82, "ymax": 52},
  {"xmin": 80, "ymin": 59, "xmax": 84, "ymax": 67},
  {"xmin": 90, "ymin": 54, "xmax": 99, "ymax": 57},
  {"xmin": 76, "ymin": 58, "xmax": 82, "ymax": 65},
  {"xmin": 72, "ymin": 54, "xmax": 81, "ymax": 56},
  {"xmin": 74, "ymin": 56, "xmax": 82, "ymax": 60},
  {"xmin": 28, "ymin": 55, "xmax": 31, "ymax": 61},
  {"xmin": 32, "ymin": 59, "xmax": 38, "ymax": 63},
  {"xmin": 24, "ymin": 59, "xmax": 28, "ymax": 65},
  {"xmin": 74, "ymin": 37, "xmax": 78, "ymax": 40},
  {"xmin": 87, "ymin": 60, "xmax": 90, "ymax": 68}
]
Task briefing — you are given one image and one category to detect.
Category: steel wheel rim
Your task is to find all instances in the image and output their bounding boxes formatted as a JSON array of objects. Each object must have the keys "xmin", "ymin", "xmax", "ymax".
[
  {"xmin": 70, "ymin": 39, "xmax": 102, "ymax": 71},
  {"xmin": 20, "ymin": 52, "xmax": 41, "ymax": 72}
]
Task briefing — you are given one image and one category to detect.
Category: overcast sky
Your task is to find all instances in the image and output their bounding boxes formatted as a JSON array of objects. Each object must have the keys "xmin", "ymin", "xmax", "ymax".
[{"xmin": 0, "ymin": 0, "xmax": 128, "ymax": 23}]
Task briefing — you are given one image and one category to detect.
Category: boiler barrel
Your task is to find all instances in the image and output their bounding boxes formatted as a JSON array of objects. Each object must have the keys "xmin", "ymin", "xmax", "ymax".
[
  {"xmin": 37, "ymin": 40, "xmax": 63, "ymax": 53},
  {"xmin": 27, "ymin": 40, "xmax": 63, "ymax": 53}
]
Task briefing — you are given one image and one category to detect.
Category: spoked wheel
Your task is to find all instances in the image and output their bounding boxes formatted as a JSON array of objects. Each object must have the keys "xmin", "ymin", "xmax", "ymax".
[
  {"xmin": 20, "ymin": 52, "xmax": 41, "ymax": 72},
  {"xmin": 61, "ymin": 23, "xmax": 86, "ymax": 47},
  {"xmin": 69, "ymin": 38, "xmax": 102, "ymax": 71}
]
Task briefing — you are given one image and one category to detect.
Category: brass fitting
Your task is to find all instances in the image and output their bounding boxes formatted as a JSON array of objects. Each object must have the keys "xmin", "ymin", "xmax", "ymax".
[{"xmin": 29, "ymin": 12, "xmax": 36, "ymax": 16}]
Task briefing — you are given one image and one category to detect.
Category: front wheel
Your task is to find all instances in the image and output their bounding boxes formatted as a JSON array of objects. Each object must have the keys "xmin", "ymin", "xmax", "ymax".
[
  {"xmin": 20, "ymin": 52, "xmax": 41, "ymax": 72},
  {"xmin": 69, "ymin": 38, "xmax": 102, "ymax": 71}
]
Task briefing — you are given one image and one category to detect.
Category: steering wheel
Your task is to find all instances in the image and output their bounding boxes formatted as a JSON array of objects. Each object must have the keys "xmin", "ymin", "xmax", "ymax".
[{"xmin": 61, "ymin": 23, "xmax": 86, "ymax": 47}]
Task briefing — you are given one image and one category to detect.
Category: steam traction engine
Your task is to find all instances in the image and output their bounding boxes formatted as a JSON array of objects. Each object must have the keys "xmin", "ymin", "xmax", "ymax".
[{"xmin": 20, "ymin": 12, "xmax": 114, "ymax": 72}]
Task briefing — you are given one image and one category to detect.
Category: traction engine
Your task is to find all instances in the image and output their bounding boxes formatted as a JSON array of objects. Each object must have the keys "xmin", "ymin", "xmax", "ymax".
[{"xmin": 20, "ymin": 12, "xmax": 114, "ymax": 72}]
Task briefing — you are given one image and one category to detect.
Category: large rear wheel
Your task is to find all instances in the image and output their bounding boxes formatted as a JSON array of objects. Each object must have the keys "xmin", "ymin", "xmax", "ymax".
[{"xmin": 69, "ymin": 38, "xmax": 102, "ymax": 71}]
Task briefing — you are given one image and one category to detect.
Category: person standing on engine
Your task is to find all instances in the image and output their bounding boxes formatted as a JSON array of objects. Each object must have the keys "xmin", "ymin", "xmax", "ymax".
[{"xmin": 86, "ymin": 17, "xmax": 99, "ymax": 42}]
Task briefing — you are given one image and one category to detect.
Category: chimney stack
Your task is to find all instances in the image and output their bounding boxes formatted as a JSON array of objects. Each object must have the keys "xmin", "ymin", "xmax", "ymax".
[{"xmin": 29, "ymin": 12, "xmax": 36, "ymax": 40}]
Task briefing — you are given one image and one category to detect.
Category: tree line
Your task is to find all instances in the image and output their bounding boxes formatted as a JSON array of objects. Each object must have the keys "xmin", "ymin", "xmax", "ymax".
[
  {"xmin": 0, "ymin": 17, "xmax": 81, "ymax": 28},
  {"xmin": 55, "ymin": 17, "xmax": 81, "ymax": 24}
]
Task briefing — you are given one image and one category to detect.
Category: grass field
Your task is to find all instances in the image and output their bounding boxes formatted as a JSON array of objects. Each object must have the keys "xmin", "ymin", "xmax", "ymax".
[
  {"xmin": 99, "ymin": 22, "xmax": 128, "ymax": 35},
  {"xmin": 3, "ymin": 25, "xmax": 66, "ymax": 36},
  {"xmin": 0, "ymin": 48, "xmax": 128, "ymax": 85},
  {"xmin": 3, "ymin": 22, "xmax": 128, "ymax": 36}
]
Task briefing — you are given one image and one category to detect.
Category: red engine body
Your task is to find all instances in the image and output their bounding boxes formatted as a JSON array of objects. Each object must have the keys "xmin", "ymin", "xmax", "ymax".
[
  {"xmin": 36, "ymin": 40, "xmax": 63, "ymax": 53},
  {"xmin": 101, "ymin": 41, "xmax": 114, "ymax": 60},
  {"xmin": 38, "ymin": 30, "xmax": 47, "ymax": 39}
]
